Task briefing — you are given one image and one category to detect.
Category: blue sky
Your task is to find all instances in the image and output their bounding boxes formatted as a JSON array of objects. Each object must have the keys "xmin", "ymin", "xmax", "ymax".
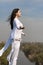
[
  {"xmin": 0, "ymin": 0, "xmax": 43, "ymax": 21},
  {"xmin": 0, "ymin": 0, "xmax": 43, "ymax": 42}
]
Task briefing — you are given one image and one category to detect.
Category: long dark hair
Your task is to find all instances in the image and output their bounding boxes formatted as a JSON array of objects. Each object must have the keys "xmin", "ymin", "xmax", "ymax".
[{"xmin": 8, "ymin": 8, "xmax": 19, "ymax": 30}]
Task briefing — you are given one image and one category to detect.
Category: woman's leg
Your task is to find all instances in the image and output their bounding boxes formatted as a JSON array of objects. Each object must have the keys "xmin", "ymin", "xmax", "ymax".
[
  {"xmin": 7, "ymin": 40, "xmax": 14, "ymax": 65},
  {"xmin": 7, "ymin": 48, "xmax": 14, "ymax": 65},
  {"xmin": 7, "ymin": 46, "xmax": 14, "ymax": 62},
  {"xmin": 11, "ymin": 40, "xmax": 20, "ymax": 65},
  {"xmin": 0, "ymin": 36, "xmax": 13, "ymax": 56}
]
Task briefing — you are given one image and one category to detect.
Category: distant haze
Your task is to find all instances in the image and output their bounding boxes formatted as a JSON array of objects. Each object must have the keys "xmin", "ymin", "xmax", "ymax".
[{"xmin": 0, "ymin": 18, "xmax": 43, "ymax": 42}]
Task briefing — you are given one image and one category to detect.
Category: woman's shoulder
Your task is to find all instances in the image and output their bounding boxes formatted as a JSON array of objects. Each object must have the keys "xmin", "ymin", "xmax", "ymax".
[{"xmin": 14, "ymin": 17, "xmax": 21, "ymax": 23}]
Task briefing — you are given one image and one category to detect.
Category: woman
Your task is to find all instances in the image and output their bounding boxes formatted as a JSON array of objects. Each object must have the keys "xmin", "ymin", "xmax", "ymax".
[{"xmin": 0, "ymin": 8, "xmax": 25, "ymax": 65}]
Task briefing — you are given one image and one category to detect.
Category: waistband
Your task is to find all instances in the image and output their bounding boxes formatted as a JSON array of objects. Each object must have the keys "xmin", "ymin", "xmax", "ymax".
[
  {"xmin": 15, "ymin": 39, "xmax": 20, "ymax": 41},
  {"xmin": 14, "ymin": 38, "xmax": 22, "ymax": 41}
]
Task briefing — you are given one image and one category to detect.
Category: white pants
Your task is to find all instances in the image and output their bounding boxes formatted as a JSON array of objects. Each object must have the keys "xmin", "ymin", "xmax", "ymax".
[
  {"xmin": 7, "ymin": 40, "xmax": 21, "ymax": 65},
  {"xmin": 0, "ymin": 34, "xmax": 21, "ymax": 65}
]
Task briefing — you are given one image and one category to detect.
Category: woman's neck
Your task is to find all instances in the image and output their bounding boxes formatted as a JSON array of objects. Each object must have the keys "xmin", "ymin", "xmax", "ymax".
[{"xmin": 15, "ymin": 16, "xmax": 19, "ymax": 19}]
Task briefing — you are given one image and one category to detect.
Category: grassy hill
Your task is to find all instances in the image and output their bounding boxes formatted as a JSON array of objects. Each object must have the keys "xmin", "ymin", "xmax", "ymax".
[
  {"xmin": 0, "ymin": 41, "xmax": 11, "ymax": 65},
  {"xmin": 0, "ymin": 41, "xmax": 43, "ymax": 65}
]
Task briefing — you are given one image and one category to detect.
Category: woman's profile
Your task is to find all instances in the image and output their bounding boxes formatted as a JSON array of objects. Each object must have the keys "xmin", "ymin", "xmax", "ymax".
[{"xmin": 0, "ymin": 8, "xmax": 25, "ymax": 65}]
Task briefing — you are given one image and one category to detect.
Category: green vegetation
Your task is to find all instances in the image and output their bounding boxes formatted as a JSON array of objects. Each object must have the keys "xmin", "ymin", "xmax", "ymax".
[
  {"xmin": 0, "ymin": 41, "xmax": 43, "ymax": 65},
  {"xmin": 20, "ymin": 42, "xmax": 43, "ymax": 65},
  {"xmin": 0, "ymin": 41, "xmax": 11, "ymax": 65}
]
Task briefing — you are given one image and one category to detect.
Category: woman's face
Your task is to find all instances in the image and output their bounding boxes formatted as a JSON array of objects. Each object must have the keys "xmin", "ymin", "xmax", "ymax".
[{"xmin": 16, "ymin": 10, "xmax": 21, "ymax": 17}]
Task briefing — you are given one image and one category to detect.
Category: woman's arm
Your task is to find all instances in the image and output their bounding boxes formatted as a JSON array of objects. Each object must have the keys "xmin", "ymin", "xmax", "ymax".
[
  {"xmin": 21, "ymin": 31, "xmax": 25, "ymax": 36},
  {"xmin": 15, "ymin": 19, "xmax": 25, "ymax": 30},
  {"xmin": 19, "ymin": 26, "xmax": 25, "ymax": 29}
]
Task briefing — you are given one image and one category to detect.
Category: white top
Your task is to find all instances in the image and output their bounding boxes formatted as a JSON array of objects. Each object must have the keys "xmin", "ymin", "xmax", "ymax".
[{"xmin": 10, "ymin": 17, "xmax": 24, "ymax": 40}]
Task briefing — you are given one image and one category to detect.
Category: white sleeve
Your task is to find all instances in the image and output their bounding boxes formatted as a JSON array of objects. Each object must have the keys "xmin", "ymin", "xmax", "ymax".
[
  {"xmin": 15, "ymin": 20, "xmax": 24, "ymax": 29},
  {"xmin": 19, "ymin": 21, "xmax": 24, "ymax": 27}
]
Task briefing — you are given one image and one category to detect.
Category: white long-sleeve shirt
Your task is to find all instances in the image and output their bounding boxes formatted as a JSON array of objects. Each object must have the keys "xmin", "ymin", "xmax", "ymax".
[{"xmin": 10, "ymin": 17, "xmax": 24, "ymax": 40}]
